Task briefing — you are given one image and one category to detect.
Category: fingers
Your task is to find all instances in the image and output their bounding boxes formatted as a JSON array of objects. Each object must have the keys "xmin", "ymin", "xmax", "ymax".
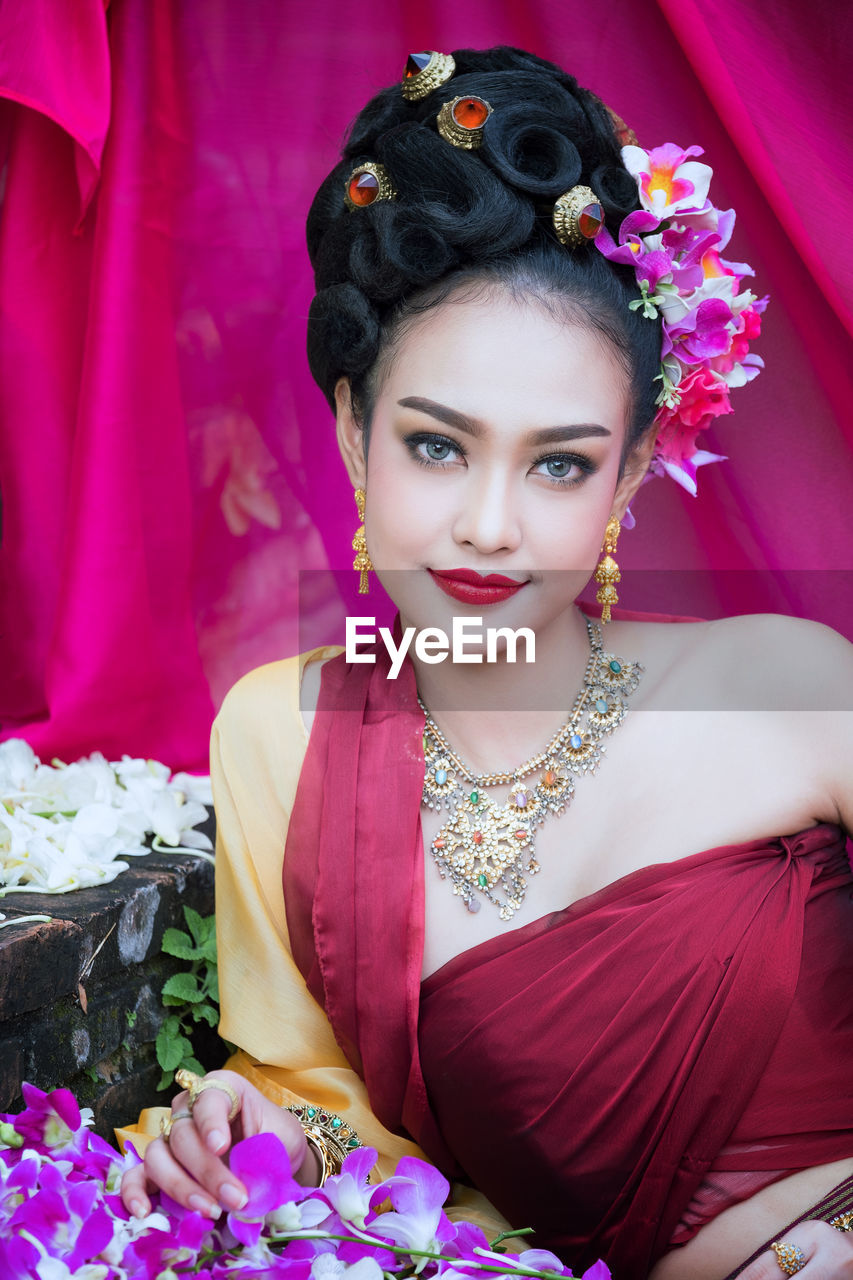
[
  {"xmin": 184, "ymin": 1071, "xmax": 243, "ymax": 1156},
  {"xmin": 119, "ymin": 1071, "xmax": 249, "ymax": 1219},
  {"xmin": 143, "ymin": 1124, "xmax": 247, "ymax": 1217},
  {"xmin": 117, "ymin": 1071, "xmax": 321, "ymax": 1219},
  {"xmin": 120, "ymin": 1160, "xmax": 153, "ymax": 1219},
  {"xmin": 736, "ymin": 1220, "xmax": 853, "ymax": 1279}
]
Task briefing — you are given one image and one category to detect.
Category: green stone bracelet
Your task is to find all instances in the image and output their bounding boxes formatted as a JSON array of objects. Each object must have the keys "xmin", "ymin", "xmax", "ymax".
[{"xmin": 286, "ymin": 1102, "xmax": 362, "ymax": 1184}]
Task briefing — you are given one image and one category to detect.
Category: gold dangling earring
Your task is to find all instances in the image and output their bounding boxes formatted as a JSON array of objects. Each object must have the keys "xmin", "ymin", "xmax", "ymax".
[
  {"xmin": 593, "ymin": 515, "xmax": 621, "ymax": 624},
  {"xmin": 352, "ymin": 488, "xmax": 372, "ymax": 594}
]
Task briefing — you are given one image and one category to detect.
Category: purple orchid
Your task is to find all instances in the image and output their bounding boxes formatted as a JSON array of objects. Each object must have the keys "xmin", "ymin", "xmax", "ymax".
[
  {"xmin": 592, "ymin": 135, "xmax": 766, "ymax": 501},
  {"xmin": 226, "ymin": 1130, "xmax": 308, "ymax": 1247},
  {"xmin": 1, "ymin": 1082, "xmax": 612, "ymax": 1280},
  {"xmin": 13, "ymin": 1083, "xmax": 93, "ymax": 1158},
  {"xmin": 370, "ymin": 1156, "xmax": 456, "ymax": 1263},
  {"xmin": 311, "ymin": 1254, "xmax": 384, "ymax": 1280},
  {"xmin": 9, "ymin": 1158, "xmax": 115, "ymax": 1269},
  {"xmin": 319, "ymin": 1145, "xmax": 380, "ymax": 1230},
  {"xmin": 663, "ymin": 297, "xmax": 735, "ymax": 361}
]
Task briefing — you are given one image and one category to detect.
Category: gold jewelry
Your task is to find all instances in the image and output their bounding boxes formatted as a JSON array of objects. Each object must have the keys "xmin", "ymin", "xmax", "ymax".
[
  {"xmin": 344, "ymin": 162, "xmax": 397, "ymax": 211},
  {"xmin": 436, "ymin": 95, "xmax": 492, "ymax": 149},
  {"xmin": 553, "ymin": 184, "xmax": 605, "ymax": 248},
  {"xmin": 286, "ymin": 1102, "xmax": 363, "ymax": 1186},
  {"xmin": 770, "ymin": 1242, "xmax": 806, "ymax": 1275},
  {"xmin": 175, "ymin": 1069, "xmax": 240, "ymax": 1122},
  {"xmin": 593, "ymin": 515, "xmax": 621, "ymax": 623},
  {"xmin": 159, "ymin": 1110, "xmax": 193, "ymax": 1142},
  {"xmin": 830, "ymin": 1211, "xmax": 853, "ymax": 1231},
  {"xmin": 352, "ymin": 488, "xmax": 372, "ymax": 594},
  {"xmin": 401, "ymin": 50, "xmax": 455, "ymax": 101},
  {"xmin": 605, "ymin": 105, "xmax": 638, "ymax": 148},
  {"xmin": 420, "ymin": 616, "xmax": 642, "ymax": 919}
]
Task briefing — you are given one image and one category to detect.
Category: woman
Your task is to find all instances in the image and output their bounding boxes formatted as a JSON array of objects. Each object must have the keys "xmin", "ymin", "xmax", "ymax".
[{"xmin": 120, "ymin": 47, "xmax": 853, "ymax": 1280}]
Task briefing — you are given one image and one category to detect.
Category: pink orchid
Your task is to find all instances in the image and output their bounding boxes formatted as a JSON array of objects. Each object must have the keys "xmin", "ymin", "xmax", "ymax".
[
  {"xmin": 664, "ymin": 297, "xmax": 736, "ymax": 361},
  {"xmin": 622, "ymin": 143, "xmax": 712, "ymax": 217},
  {"xmin": 651, "ymin": 367, "xmax": 732, "ymax": 494},
  {"xmin": 371, "ymin": 1155, "xmax": 456, "ymax": 1258},
  {"xmin": 9, "ymin": 1160, "xmax": 114, "ymax": 1270},
  {"xmin": 227, "ymin": 1130, "xmax": 307, "ymax": 1247},
  {"xmin": 13, "ymin": 1084, "xmax": 92, "ymax": 1158},
  {"xmin": 320, "ymin": 1145, "xmax": 380, "ymax": 1230},
  {"xmin": 650, "ymin": 447, "xmax": 727, "ymax": 496}
]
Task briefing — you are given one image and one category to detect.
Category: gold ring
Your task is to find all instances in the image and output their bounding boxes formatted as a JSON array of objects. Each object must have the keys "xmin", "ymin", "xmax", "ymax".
[
  {"xmin": 771, "ymin": 1241, "xmax": 806, "ymax": 1275},
  {"xmin": 175, "ymin": 1069, "xmax": 240, "ymax": 1122},
  {"xmin": 160, "ymin": 1110, "xmax": 193, "ymax": 1142}
]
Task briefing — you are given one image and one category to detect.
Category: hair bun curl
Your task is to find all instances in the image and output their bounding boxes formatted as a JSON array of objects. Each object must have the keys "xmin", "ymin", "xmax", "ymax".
[
  {"xmin": 590, "ymin": 163, "xmax": 641, "ymax": 221},
  {"xmin": 376, "ymin": 122, "xmax": 535, "ymax": 254},
  {"xmin": 307, "ymin": 283, "xmax": 380, "ymax": 408},
  {"xmin": 479, "ymin": 104, "xmax": 583, "ymax": 197}
]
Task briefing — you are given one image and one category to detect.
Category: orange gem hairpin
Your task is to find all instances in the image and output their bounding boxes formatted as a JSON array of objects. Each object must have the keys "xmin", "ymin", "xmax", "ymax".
[
  {"xmin": 401, "ymin": 50, "xmax": 455, "ymax": 100},
  {"xmin": 436, "ymin": 95, "xmax": 492, "ymax": 149}
]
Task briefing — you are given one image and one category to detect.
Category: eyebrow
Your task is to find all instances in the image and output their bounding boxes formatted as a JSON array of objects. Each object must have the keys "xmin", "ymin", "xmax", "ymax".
[{"xmin": 397, "ymin": 396, "xmax": 611, "ymax": 446}]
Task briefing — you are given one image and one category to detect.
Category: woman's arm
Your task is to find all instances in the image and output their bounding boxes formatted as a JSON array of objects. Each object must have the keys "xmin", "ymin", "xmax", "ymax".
[{"xmin": 123, "ymin": 656, "xmax": 509, "ymax": 1235}]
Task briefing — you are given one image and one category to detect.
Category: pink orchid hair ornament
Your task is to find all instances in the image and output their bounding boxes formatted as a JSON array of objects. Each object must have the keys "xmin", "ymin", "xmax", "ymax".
[{"xmin": 593, "ymin": 140, "xmax": 768, "ymax": 497}]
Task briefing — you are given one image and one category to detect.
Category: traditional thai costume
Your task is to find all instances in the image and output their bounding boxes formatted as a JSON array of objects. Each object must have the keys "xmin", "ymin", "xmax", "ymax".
[{"xmin": 193, "ymin": 626, "xmax": 853, "ymax": 1278}]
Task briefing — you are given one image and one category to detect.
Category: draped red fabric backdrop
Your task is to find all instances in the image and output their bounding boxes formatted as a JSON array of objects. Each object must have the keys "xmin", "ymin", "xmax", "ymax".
[{"xmin": 1, "ymin": 0, "xmax": 851, "ymax": 771}]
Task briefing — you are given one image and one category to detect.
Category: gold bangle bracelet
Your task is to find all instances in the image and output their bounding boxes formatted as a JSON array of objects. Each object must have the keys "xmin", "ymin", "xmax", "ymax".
[{"xmin": 286, "ymin": 1102, "xmax": 362, "ymax": 1186}]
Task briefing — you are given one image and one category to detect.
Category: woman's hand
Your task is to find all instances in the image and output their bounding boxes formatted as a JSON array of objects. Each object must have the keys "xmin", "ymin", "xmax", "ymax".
[
  {"xmin": 119, "ymin": 1069, "xmax": 319, "ymax": 1220},
  {"xmin": 738, "ymin": 1222, "xmax": 853, "ymax": 1278}
]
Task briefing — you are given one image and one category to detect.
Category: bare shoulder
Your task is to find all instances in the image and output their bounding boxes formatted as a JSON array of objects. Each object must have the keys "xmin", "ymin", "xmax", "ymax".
[
  {"xmin": 611, "ymin": 612, "xmax": 853, "ymax": 712},
  {"xmin": 698, "ymin": 613, "xmax": 853, "ymax": 710}
]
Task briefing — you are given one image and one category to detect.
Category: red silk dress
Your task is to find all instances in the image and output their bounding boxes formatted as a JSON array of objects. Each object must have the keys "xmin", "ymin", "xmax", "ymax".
[{"xmin": 283, "ymin": 628, "xmax": 853, "ymax": 1278}]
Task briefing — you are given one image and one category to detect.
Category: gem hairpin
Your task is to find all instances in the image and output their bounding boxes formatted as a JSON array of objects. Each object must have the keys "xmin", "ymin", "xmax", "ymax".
[
  {"xmin": 401, "ymin": 50, "xmax": 456, "ymax": 100},
  {"xmin": 344, "ymin": 162, "xmax": 397, "ymax": 210},
  {"xmin": 436, "ymin": 95, "xmax": 493, "ymax": 150},
  {"xmin": 553, "ymin": 185, "xmax": 605, "ymax": 248}
]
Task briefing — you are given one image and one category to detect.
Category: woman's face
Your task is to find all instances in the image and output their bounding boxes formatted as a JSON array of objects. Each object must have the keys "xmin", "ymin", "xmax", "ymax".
[{"xmin": 337, "ymin": 287, "xmax": 651, "ymax": 642}]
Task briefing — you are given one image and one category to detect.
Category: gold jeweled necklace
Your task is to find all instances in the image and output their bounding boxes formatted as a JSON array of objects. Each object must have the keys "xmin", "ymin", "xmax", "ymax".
[{"xmin": 418, "ymin": 616, "xmax": 643, "ymax": 920}]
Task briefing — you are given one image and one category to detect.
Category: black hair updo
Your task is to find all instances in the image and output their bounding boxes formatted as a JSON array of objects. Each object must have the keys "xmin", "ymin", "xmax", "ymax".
[{"xmin": 306, "ymin": 45, "xmax": 663, "ymax": 458}]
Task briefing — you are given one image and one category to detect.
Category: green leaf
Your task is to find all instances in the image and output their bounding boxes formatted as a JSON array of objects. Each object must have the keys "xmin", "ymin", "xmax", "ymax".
[
  {"xmin": 191, "ymin": 1003, "xmax": 219, "ymax": 1027},
  {"xmin": 199, "ymin": 935, "xmax": 218, "ymax": 965},
  {"xmin": 183, "ymin": 1055, "xmax": 206, "ymax": 1076},
  {"xmin": 161, "ymin": 928, "xmax": 198, "ymax": 960},
  {"xmin": 156, "ymin": 1069, "xmax": 173, "ymax": 1092},
  {"xmin": 182, "ymin": 906, "xmax": 207, "ymax": 946},
  {"xmin": 161, "ymin": 972, "xmax": 203, "ymax": 1003},
  {"xmin": 205, "ymin": 967, "xmax": 219, "ymax": 1004},
  {"xmin": 162, "ymin": 1014, "xmax": 183, "ymax": 1037},
  {"xmin": 156, "ymin": 1028, "xmax": 192, "ymax": 1072}
]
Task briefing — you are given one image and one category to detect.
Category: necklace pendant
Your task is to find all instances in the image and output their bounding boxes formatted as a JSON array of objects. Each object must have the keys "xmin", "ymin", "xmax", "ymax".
[
  {"xmin": 428, "ymin": 793, "xmax": 536, "ymax": 918},
  {"xmin": 420, "ymin": 617, "xmax": 644, "ymax": 923}
]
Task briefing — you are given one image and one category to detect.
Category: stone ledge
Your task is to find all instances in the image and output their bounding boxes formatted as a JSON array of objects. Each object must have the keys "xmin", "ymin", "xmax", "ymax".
[{"xmin": 0, "ymin": 812, "xmax": 228, "ymax": 1136}]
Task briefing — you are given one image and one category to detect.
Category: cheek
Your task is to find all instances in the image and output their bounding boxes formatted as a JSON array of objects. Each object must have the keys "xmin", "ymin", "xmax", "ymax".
[{"xmin": 364, "ymin": 442, "xmax": 449, "ymax": 555}]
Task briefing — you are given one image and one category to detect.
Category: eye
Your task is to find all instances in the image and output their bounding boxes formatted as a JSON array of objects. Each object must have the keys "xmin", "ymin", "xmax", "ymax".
[
  {"xmin": 531, "ymin": 452, "xmax": 596, "ymax": 488},
  {"xmin": 404, "ymin": 432, "xmax": 466, "ymax": 468}
]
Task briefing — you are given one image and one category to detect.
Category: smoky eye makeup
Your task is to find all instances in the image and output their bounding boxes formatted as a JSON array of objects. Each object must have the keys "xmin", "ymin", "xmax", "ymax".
[{"xmin": 402, "ymin": 430, "xmax": 599, "ymax": 488}]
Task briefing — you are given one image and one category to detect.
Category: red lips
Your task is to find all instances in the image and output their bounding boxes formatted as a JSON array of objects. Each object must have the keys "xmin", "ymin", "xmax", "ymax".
[{"xmin": 427, "ymin": 568, "xmax": 528, "ymax": 605}]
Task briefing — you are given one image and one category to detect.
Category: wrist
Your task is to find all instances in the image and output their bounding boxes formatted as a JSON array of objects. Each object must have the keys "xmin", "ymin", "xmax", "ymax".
[
  {"xmin": 294, "ymin": 1132, "xmax": 323, "ymax": 1186},
  {"xmin": 285, "ymin": 1102, "xmax": 363, "ymax": 1187}
]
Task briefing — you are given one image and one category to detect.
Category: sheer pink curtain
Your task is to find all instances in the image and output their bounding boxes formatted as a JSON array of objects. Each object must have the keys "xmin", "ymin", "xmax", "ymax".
[{"xmin": 1, "ymin": 0, "xmax": 851, "ymax": 771}]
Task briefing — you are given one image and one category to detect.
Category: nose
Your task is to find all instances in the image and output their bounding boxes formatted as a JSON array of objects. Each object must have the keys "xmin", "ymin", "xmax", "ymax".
[{"xmin": 451, "ymin": 466, "xmax": 522, "ymax": 556}]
